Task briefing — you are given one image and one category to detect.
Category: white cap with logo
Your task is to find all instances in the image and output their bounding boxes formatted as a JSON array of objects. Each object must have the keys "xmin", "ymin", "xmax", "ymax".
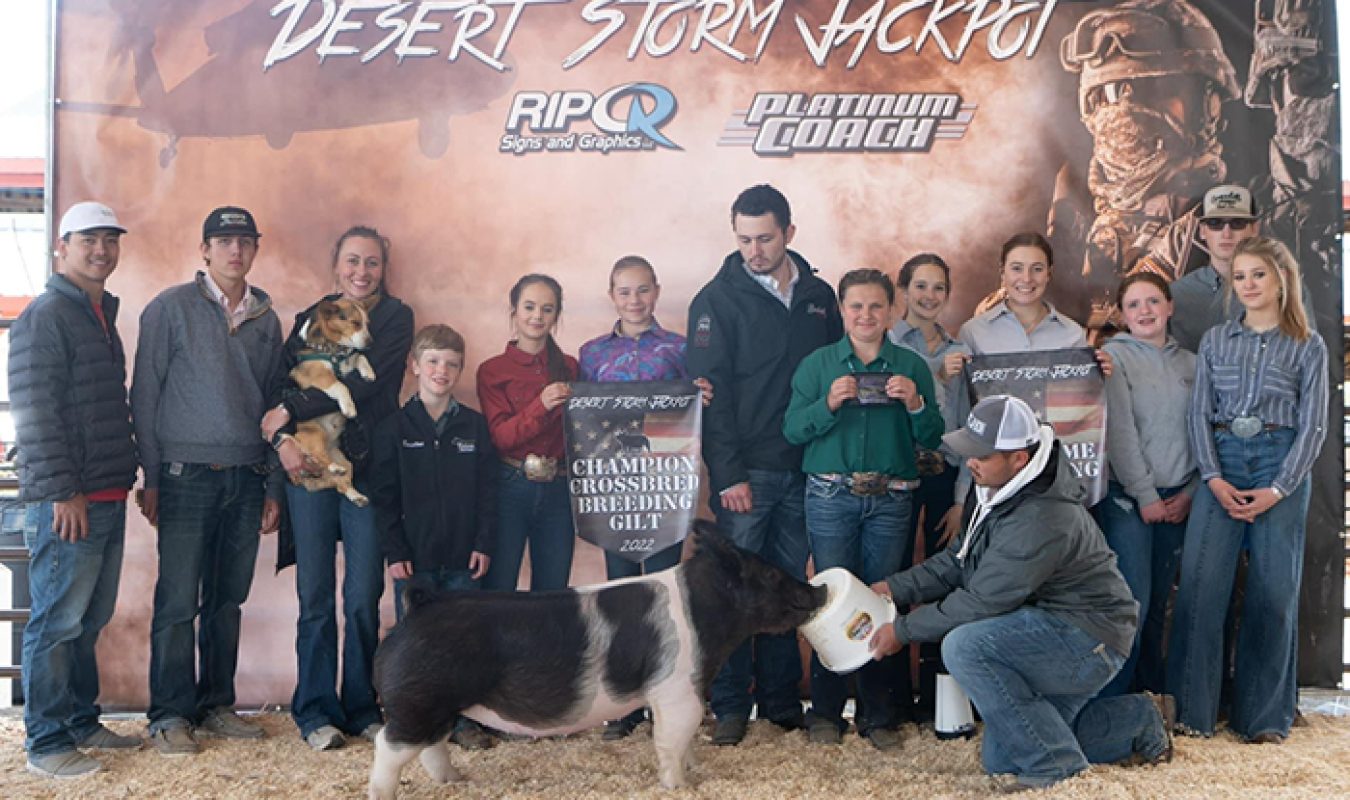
[
  {"xmin": 942, "ymin": 395, "xmax": 1042, "ymax": 459},
  {"xmin": 58, "ymin": 202, "xmax": 127, "ymax": 238}
]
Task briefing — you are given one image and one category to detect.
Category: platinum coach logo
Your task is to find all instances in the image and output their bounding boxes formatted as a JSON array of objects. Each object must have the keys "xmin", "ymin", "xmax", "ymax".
[
  {"xmin": 720, "ymin": 92, "xmax": 976, "ymax": 156},
  {"xmin": 502, "ymin": 83, "xmax": 681, "ymax": 156}
]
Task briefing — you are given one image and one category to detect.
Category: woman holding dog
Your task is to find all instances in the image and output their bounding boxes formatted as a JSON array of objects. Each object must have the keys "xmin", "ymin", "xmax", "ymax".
[
  {"xmin": 262, "ymin": 226, "xmax": 414, "ymax": 751},
  {"xmin": 477, "ymin": 274, "xmax": 579, "ymax": 593}
]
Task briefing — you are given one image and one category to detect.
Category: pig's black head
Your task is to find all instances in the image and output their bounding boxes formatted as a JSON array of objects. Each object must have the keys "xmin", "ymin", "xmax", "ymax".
[{"xmin": 686, "ymin": 523, "xmax": 827, "ymax": 636}]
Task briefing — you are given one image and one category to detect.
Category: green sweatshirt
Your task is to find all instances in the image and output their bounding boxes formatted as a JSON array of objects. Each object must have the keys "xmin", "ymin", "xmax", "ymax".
[{"xmin": 783, "ymin": 336, "xmax": 942, "ymax": 478}]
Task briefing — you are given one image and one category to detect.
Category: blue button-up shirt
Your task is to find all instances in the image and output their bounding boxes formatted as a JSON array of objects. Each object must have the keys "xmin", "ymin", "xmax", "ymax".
[{"xmin": 1188, "ymin": 319, "xmax": 1328, "ymax": 495}]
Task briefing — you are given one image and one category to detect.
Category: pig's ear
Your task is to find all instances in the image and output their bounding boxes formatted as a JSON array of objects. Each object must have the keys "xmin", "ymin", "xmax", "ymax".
[{"xmin": 691, "ymin": 524, "xmax": 744, "ymax": 575}]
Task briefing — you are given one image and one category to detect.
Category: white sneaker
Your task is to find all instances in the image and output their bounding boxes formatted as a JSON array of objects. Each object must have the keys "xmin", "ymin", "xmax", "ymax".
[{"xmin": 305, "ymin": 725, "xmax": 346, "ymax": 751}]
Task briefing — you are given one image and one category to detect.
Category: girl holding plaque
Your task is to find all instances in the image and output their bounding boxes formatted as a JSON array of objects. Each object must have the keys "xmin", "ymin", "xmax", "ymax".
[
  {"xmin": 476, "ymin": 274, "xmax": 579, "ymax": 593},
  {"xmin": 1096, "ymin": 272, "xmax": 1196, "ymax": 697},
  {"xmin": 1167, "ymin": 237, "xmax": 1327, "ymax": 743},
  {"xmin": 784, "ymin": 268, "xmax": 943, "ymax": 750}
]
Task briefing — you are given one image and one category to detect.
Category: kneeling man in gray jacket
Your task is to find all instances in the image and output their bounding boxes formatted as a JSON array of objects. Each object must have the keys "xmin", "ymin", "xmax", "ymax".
[{"xmin": 870, "ymin": 395, "xmax": 1171, "ymax": 792}]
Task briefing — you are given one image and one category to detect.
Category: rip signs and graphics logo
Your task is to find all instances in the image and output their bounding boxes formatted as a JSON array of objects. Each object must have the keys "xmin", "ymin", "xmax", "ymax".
[{"xmin": 503, "ymin": 83, "xmax": 681, "ymax": 155}]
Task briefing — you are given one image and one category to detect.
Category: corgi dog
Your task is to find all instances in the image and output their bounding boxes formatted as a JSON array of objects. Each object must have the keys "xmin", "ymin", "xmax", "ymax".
[{"xmin": 288, "ymin": 298, "xmax": 374, "ymax": 506}]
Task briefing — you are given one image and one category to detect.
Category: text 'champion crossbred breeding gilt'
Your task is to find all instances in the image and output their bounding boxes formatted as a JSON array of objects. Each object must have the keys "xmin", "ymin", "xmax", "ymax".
[
  {"xmin": 367, "ymin": 528, "xmax": 827, "ymax": 798},
  {"xmin": 287, "ymin": 298, "xmax": 374, "ymax": 505}
]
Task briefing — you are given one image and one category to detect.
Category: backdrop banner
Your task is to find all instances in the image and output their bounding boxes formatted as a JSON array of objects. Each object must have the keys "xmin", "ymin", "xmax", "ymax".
[
  {"xmin": 50, "ymin": 0, "xmax": 1343, "ymax": 698},
  {"xmin": 564, "ymin": 381, "xmax": 702, "ymax": 562},
  {"xmin": 964, "ymin": 348, "xmax": 1108, "ymax": 506}
]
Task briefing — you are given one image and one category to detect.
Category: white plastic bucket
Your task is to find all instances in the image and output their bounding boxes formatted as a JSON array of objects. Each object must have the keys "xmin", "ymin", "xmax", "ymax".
[{"xmin": 799, "ymin": 568, "xmax": 896, "ymax": 674}]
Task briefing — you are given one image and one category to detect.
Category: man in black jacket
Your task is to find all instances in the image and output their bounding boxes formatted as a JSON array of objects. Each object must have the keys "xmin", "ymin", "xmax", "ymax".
[
  {"xmin": 9, "ymin": 202, "xmax": 142, "ymax": 778},
  {"xmin": 686, "ymin": 184, "xmax": 843, "ymax": 745}
]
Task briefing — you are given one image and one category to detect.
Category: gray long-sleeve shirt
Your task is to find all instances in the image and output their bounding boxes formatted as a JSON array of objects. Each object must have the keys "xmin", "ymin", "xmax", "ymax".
[{"xmin": 1101, "ymin": 334, "xmax": 1197, "ymax": 507}]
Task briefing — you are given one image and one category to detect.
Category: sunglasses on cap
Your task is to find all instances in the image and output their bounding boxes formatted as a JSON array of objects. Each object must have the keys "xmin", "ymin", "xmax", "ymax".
[{"xmin": 1201, "ymin": 218, "xmax": 1253, "ymax": 232}]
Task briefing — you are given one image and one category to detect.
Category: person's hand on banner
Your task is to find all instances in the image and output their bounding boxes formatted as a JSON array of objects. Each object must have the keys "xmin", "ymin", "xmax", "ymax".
[
  {"xmin": 939, "ymin": 351, "xmax": 969, "ymax": 382},
  {"xmin": 1139, "ymin": 499, "xmax": 1168, "ymax": 524},
  {"xmin": 389, "ymin": 561, "xmax": 413, "ymax": 581},
  {"xmin": 885, "ymin": 374, "xmax": 923, "ymax": 411},
  {"xmin": 539, "ymin": 382, "xmax": 572, "ymax": 410},
  {"xmin": 1162, "ymin": 491, "xmax": 1192, "ymax": 523},
  {"xmin": 721, "ymin": 482, "xmax": 753, "ymax": 513},
  {"xmin": 826, "ymin": 375, "xmax": 858, "ymax": 411},
  {"xmin": 936, "ymin": 506, "xmax": 963, "ymax": 548},
  {"xmin": 693, "ymin": 377, "xmax": 714, "ymax": 407},
  {"xmin": 469, "ymin": 551, "xmax": 491, "ymax": 580},
  {"xmin": 1094, "ymin": 349, "xmax": 1114, "ymax": 377}
]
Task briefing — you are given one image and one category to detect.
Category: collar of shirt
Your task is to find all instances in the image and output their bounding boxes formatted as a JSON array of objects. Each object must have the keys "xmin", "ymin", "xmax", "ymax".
[
  {"xmin": 742, "ymin": 257, "xmax": 799, "ymax": 307},
  {"xmin": 200, "ymin": 269, "xmax": 252, "ymax": 328},
  {"xmin": 504, "ymin": 340, "xmax": 548, "ymax": 367},
  {"xmin": 890, "ymin": 318, "xmax": 954, "ymax": 350},
  {"xmin": 606, "ymin": 318, "xmax": 668, "ymax": 341},
  {"xmin": 828, "ymin": 335, "xmax": 900, "ymax": 371},
  {"xmin": 990, "ymin": 300, "xmax": 1070, "ymax": 330}
]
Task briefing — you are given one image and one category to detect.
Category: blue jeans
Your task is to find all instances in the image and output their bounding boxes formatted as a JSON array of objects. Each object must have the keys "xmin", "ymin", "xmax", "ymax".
[
  {"xmin": 21, "ymin": 500, "xmax": 126, "ymax": 756},
  {"xmin": 1167, "ymin": 429, "xmax": 1309, "ymax": 738},
  {"xmin": 393, "ymin": 567, "xmax": 481, "ymax": 624},
  {"xmin": 484, "ymin": 464, "xmax": 575, "ymax": 592},
  {"xmin": 709, "ymin": 469, "xmax": 809, "ymax": 722},
  {"xmin": 944, "ymin": 608, "xmax": 1168, "ymax": 787},
  {"xmin": 148, "ymin": 463, "xmax": 264, "ymax": 731},
  {"xmin": 1093, "ymin": 481, "xmax": 1186, "ymax": 696},
  {"xmin": 804, "ymin": 477, "xmax": 912, "ymax": 735},
  {"xmin": 286, "ymin": 484, "xmax": 384, "ymax": 738},
  {"xmin": 906, "ymin": 462, "xmax": 958, "ymax": 719}
]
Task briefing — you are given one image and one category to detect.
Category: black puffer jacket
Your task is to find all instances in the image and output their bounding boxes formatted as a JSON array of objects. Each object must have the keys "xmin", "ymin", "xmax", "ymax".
[{"xmin": 7, "ymin": 274, "xmax": 138, "ymax": 501}]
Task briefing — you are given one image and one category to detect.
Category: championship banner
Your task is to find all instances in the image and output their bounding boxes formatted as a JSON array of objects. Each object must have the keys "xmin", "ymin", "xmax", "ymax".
[
  {"xmin": 964, "ymin": 348, "xmax": 1107, "ymax": 506},
  {"xmin": 564, "ymin": 381, "xmax": 702, "ymax": 563}
]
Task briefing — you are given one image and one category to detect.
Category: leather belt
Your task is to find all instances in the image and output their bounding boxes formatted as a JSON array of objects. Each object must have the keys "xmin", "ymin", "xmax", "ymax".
[
  {"xmin": 503, "ymin": 455, "xmax": 566, "ymax": 482},
  {"xmin": 816, "ymin": 472, "xmax": 920, "ymax": 497}
]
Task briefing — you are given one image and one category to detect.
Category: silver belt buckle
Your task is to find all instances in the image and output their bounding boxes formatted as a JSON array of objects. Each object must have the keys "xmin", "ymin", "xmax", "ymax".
[{"xmin": 1230, "ymin": 415, "xmax": 1263, "ymax": 439}]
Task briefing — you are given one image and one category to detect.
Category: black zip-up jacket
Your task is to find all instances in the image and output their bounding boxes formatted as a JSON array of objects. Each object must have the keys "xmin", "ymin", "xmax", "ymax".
[
  {"xmin": 274, "ymin": 292, "xmax": 415, "ymax": 470},
  {"xmin": 8, "ymin": 274, "xmax": 138, "ymax": 502},
  {"xmin": 685, "ymin": 250, "xmax": 843, "ymax": 494},
  {"xmin": 369, "ymin": 396, "xmax": 498, "ymax": 572}
]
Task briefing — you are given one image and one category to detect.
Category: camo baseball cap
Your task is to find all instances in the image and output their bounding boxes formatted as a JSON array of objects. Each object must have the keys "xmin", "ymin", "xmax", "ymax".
[
  {"xmin": 942, "ymin": 395, "xmax": 1042, "ymax": 459},
  {"xmin": 1200, "ymin": 185, "xmax": 1256, "ymax": 220}
]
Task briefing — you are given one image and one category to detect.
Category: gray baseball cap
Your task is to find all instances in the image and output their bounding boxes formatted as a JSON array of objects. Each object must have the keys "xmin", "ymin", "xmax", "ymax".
[{"xmin": 942, "ymin": 395, "xmax": 1042, "ymax": 459}]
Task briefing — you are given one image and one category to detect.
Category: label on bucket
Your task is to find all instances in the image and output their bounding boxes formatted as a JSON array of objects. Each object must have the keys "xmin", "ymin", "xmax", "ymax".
[{"xmin": 845, "ymin": 611, "xmax": 874, "ymax": 641}]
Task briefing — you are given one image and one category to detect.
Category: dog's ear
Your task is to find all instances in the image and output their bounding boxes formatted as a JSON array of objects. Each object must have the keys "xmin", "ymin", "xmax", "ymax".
[{"xmin": 305, "ymin": 301, "xmax": 338, "ymax": 344}]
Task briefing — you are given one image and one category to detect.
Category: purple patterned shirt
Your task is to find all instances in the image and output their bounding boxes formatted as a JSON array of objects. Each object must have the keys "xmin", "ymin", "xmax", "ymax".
[{"xmin": 579, "ymin": 319, "xmax": 688, "ymax": 382}]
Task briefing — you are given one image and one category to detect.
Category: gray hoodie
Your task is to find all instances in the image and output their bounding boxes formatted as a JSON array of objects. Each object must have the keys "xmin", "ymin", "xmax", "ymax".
[
  {"xmin": 1101, "ymin": 333, "xmax": 1197, "ymax": 507},
  {"xmin": 131, "ymin": 272, "xmax": 283, "ymax": 487},
  {"xmin": 886, "ymin": 435, "xmax": 1138, "ymax": 657}
]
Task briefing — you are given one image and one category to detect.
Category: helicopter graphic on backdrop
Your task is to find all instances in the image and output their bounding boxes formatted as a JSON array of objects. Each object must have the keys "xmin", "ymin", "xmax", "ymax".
[{"xmin": 58, "ymin": 0, "xmax": 518, "ymax": 167}]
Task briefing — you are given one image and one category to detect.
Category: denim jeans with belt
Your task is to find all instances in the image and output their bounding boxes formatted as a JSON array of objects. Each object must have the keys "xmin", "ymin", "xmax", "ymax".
[
  {"xmin": 1167, "ymin": 428, "xmax": 1309, "ymax": 738},
  {"xmin": 484, "ymin": 464, "xmax": 575, "ymax": 592},
  {"xmin": 709, "ymin": 468, "xmax": 810, "ymax": 722},
  {"xmin": 148, "ymin": 463, "xmax": 263, "ymax": 732},
  {"xmin": 286, "ymin": 483, "xmax": 384, "ymax": 738},
  {"xmin": 21, "ymin": 500, "xmax": 126, "ymax": 756},
  {"xmin": 804, "ymin": 475, "xmax": 911, "ymax": 735},
  {"xmin": 944, "ymin": 607, "xmax": 1168, "ymax": 788},
  {"xmin": 1093, "ymin": 480, "xmax": 1187, "ymax": 696}
]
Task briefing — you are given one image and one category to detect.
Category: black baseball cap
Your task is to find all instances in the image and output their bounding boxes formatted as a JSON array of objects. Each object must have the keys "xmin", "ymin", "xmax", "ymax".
[{"xmin": 202, "ymin": 206, "xmax": 261, "ymax": 241}]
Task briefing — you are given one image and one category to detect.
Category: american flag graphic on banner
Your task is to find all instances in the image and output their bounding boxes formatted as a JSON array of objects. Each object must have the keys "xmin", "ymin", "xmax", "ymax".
[
  {"xmin": 564, "ymin": 381, "xmax": 702, "ymax": 563},
  {"xmin": 963, "ymin": 348, "xmax": 1107, "ymax": 506}
]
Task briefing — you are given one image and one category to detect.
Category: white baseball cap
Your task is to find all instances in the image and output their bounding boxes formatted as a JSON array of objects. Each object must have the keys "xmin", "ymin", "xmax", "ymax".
[{"xmin": 58, "ymin": 202, "xmax": 127, "ymax": 238}]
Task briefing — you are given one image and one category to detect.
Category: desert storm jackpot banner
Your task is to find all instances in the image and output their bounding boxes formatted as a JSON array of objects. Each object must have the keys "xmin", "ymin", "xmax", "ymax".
[{"xmin": 53, "ymin": 1, "xmax": 1342, "ymax": 685}]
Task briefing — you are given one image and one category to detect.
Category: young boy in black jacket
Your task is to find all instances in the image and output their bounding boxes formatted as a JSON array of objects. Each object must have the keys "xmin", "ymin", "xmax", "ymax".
[{"xmin": 369, "ymin": 324, "xmax": 498, "ymax": 749}]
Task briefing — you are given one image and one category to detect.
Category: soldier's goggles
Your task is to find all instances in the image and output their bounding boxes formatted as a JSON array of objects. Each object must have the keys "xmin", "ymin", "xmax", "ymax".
[{"xmin": 1061, "ymin": 10, "xmax": 1170, "ymax": 70}]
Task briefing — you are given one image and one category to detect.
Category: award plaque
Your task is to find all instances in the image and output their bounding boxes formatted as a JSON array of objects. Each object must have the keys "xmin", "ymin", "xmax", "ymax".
[{"xmin": 854, "ymin": 372, "xmax": 895, "ymax": 406}]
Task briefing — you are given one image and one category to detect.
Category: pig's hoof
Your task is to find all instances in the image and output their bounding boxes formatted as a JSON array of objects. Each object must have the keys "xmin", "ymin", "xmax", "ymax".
[{"xmin": 419, "ymin": 745, "xmax": 461, "ymax": 784}]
